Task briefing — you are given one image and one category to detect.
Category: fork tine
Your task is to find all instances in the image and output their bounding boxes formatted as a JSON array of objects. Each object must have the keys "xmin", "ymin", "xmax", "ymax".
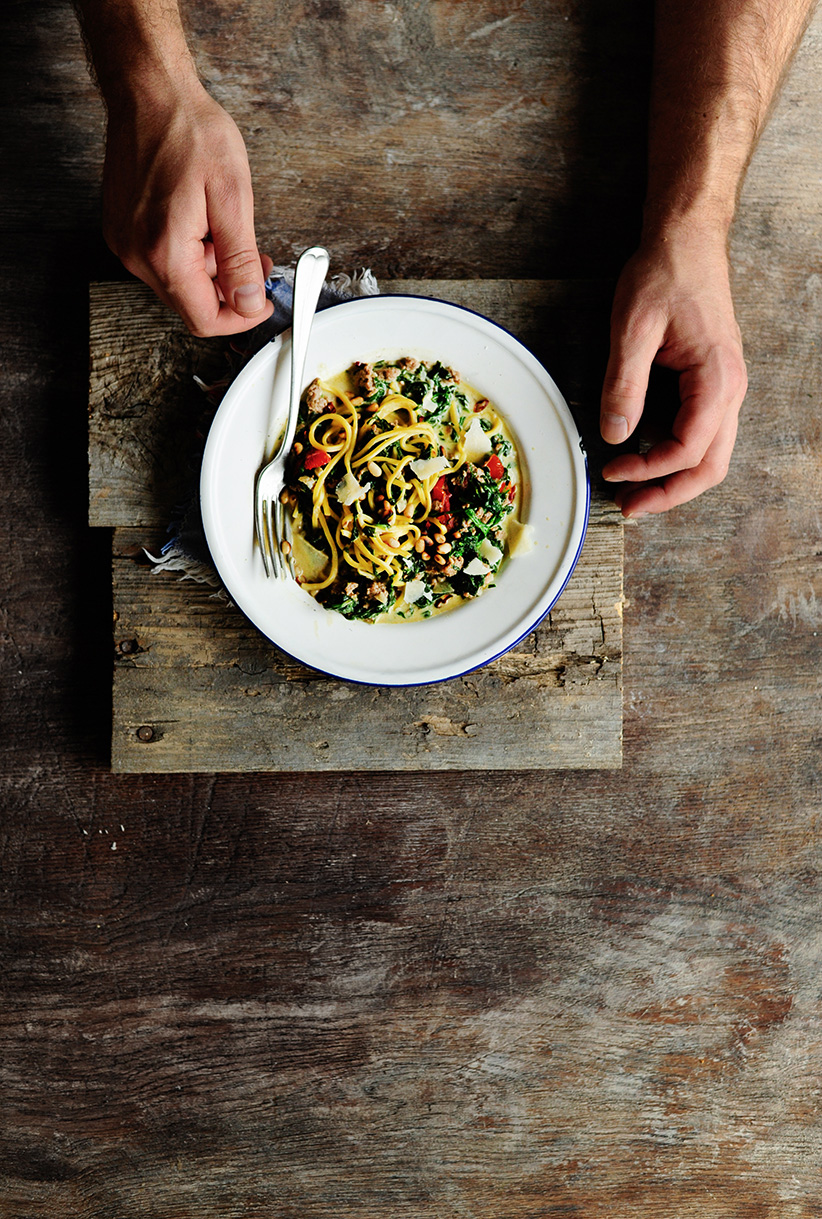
[
  {"xmin": 279, "ymin": 499, "xmax": 296, "ymax": 579},
  {"xmin": 272, "ymin": 497, "xmax": 293, "ymax": 580},
  {"xmin": 255, "ymin": 479, "xmax": 273, "ymax": 578},
  {"xmin": 264, "ymin": 497, "xmax": 282, "ymax": 578}
]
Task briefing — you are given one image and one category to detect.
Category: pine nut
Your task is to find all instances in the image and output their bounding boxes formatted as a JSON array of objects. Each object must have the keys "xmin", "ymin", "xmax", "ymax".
[
  {"xmin": 281, "ymin": 540, "xmax": 292, "ymax": 556},
  {"xmin": 368, "ymin": 460, "xmax": 381, "ymax": 477}
]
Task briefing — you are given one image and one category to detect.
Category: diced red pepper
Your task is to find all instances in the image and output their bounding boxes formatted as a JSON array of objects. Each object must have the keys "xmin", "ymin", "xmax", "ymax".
[
  {"xmin": 486, "ymin": 453, "xmax": 505, "ymax": 480},
  {"xmin": 304, "ymin": 448, "xmax": 330, "ymax": 470},
  {"xmin": 431, "ymin": 477, "xmax": 451, "ymax": 511}
]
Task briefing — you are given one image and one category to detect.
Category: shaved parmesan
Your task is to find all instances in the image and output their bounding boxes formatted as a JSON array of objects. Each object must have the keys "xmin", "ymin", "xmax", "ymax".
[
  {"xmin": 292, "ymin": 532, "xmax": 330, "ymax": 581},
  {"xmin": 479, "ymin": 539, "xmax": 503, "ymax": 567},
  {"xmin": 509, "ymin": 521, "xmax": 537, "ymax": 555},
  {"xmin": 462, "ymin": 416, "xmax": 493, "ymax": 463},
  {"xmin": 403, "ymin": 577, "xmax": 429, "ymax": 605},
  {"xmin": 463, "ymin": 557, "xmax": 490, "ymax": 577},
  {"xmin": 409, "ymin": 455, "xmax": 450, "ymax": 480},
  {"xmin": 334, "ymin": 471, "xmax": 370, "ymax": 506}
]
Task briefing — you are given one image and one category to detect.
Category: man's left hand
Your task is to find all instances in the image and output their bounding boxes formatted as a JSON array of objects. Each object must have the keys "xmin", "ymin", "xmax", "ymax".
[{"xmin": 600, "ymin": 230, "xmax": 748, "ymax": 517}]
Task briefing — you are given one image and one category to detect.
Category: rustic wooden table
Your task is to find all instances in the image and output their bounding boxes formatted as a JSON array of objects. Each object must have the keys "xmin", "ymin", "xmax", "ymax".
[
  {"xmin": 2, "ymin": 1, "xmax": 822, "ymax": 1214},
  {"xmin": 88, "ymin": 278, "xmax": 624, "ymax": 773}
]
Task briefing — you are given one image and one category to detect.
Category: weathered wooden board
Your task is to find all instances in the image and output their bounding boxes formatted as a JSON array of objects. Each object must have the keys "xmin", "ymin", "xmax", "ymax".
[
  {"xmin": 111, "ymin": 516, "xmax": 622, "ymax": 771},
  {"xmin": 90, "ymin": 280, "xmax": 623, "ymax": 771}
]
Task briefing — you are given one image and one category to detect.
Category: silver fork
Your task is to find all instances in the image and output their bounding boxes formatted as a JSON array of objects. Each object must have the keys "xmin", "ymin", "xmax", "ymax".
[{"xmin": 254, "ymin": 245, "xmax": 330, "ymax": 578}]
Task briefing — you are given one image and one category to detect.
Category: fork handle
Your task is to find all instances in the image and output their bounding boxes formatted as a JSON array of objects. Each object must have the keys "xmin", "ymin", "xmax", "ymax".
[{"xmin": 282, "ymin": 246, "xmax": 331, "ymax": 457}]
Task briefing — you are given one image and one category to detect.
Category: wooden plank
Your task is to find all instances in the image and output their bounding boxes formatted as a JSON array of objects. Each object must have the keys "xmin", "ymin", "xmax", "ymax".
[
  {"xmin": 91, "ymin": 278, "xmax": 622, "ymax": 771},
  {"xmin": 88, "ymin": 282, "xmax": 230, "ymax": 530},
  {"xmin": 111, "ymin": 515, "xmax": 622, "ymax": 771}
]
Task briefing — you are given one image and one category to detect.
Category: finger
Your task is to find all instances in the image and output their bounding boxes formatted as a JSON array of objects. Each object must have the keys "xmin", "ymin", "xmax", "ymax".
[
  {"xmin": 142, "ymin": 254, "xmax": 273, "ymax": 337},
  {"xmin": 205, "ymin": 247, "xmax": 273, "ymax": 309},
  {"xmin": 171, "ymin": 275, "xmax": 272, "ymax": 336},
  {"xmin": 613, "ymin": 409, "xmax": 740, "ymax": 517},
  {"xmin": 207, "ymin": 180, "xmax": 269, "ymax": 319},
  {"xmin": 603, "ymin": 345, "xmax": 747, "ymax": 484},
  {"xmin": 600, "ymin": 307, "xmax": 666, "ymax": 445},
  {"xmin": 204, "ymin": 240, "xmax": 272, "ymax": 288}
]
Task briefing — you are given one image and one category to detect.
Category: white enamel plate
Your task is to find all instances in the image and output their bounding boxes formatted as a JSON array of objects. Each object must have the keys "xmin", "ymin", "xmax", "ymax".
[{"xmin": 200, "ymin": 295, "xmax": 589, "ymax": 685}]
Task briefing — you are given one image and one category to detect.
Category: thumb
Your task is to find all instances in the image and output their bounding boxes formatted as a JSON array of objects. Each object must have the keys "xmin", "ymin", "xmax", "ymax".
[
  {"xmin": 600, "ymin": 314, "xmax": 664, "ymax": 445},
  {"xmin": 208, "ymin": 186, "xmax": 268, "ymax": 318}
]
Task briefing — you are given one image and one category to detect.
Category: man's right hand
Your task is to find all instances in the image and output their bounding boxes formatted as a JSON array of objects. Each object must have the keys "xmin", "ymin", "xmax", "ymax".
[{"xmin": 102, "ymin": 78, "xmax": 273, "ymax": 337}]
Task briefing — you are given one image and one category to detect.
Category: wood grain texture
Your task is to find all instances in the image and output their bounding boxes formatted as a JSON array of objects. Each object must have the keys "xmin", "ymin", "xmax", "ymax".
[
  {"xmin": 110, "ymin": 516, "xmax": 622, "ymax": 771},
  {"xmin": 90, "ymin": 279, "xmax": 623, "ymax": 772},
  {"xmin": 4, "ymin": 0, "xmax": 652, "ymax": 276},
  {"xmin": 2, "ymin": 0, "xmax": 822, "ymax": 1213},
  {"xmin": 88, "ymin": 283, "xmax": 230, "ymax": 530}
]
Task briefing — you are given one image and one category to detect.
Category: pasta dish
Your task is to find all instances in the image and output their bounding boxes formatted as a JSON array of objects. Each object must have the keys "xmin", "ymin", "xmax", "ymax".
[{"xmin": 280, "ymin": 357, "xmax": 521, "ymax": 622}]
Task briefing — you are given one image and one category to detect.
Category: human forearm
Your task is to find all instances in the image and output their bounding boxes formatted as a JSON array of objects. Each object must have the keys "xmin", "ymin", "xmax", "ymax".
[
  {"xmin": 74, "ymin": 0, "xmax": 273, "ymax": 335},
  {"xmin": 600, "ymin": 0, "xmax": 816, "ymax": 516},
  {"xmin": 643, "ymin": 0, "xmax": 816, "ymax": 242},
  {"xmin": 74, "ymin": 0, "xmax": 198, "ymax": 108}
]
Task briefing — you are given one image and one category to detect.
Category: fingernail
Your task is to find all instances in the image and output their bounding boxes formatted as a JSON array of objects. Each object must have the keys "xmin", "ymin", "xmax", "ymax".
[
  {"xmin": 234, "ymin": 283, "xmax": 265, "ymax": 314},
  {"xmin": 601, "ymin": 412, "xmax": 629, "ymax": 443},
  {"xmin": 625, "ymin": 510, "xmax": 648, "ymax": 520},
  {"xmin": 602, "ymin": 470, "xmax": 625, "ymax": 483}
]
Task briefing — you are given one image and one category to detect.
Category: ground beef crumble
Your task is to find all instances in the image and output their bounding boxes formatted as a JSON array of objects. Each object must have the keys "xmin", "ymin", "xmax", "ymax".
[
  {"xmin": 306, "ymin": 378, "xmax": 333, "ymax": 415},
  {"xmin": 352, "ymin": 362, "xmax": 376, "ymax": 397}
]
